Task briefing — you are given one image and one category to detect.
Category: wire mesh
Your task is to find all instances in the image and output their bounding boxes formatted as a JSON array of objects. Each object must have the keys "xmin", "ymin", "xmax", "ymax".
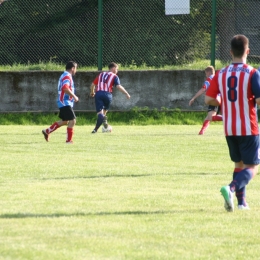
[{"xmin": 0, "ymin": 0, "xmax": 259, "ymax": 69}]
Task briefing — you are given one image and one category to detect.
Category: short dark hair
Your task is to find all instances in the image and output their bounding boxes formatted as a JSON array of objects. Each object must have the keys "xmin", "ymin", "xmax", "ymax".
[
  {"xmin": 231, "ymin": 35, "xmax": 249, "ymax": 58},
  {"xmin": 108, "ymin": 62, "xmax": 118, "ymax": 70},
  {"xmin": 66, "ymin": 61, "xmax": 77, "ymax": 70}
]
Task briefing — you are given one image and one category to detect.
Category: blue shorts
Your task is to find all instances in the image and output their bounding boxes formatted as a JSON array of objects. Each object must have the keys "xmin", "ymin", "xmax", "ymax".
[
  {"xmin": 95, "ymin": 91, "xmax": 112, "ymax": 112},
  {"xmin": 225, "ymin": 135, "xmax": 260, "ymax": 165}
]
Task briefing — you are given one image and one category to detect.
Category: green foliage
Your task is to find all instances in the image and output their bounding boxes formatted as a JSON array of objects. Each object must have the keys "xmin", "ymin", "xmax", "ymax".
[
  {"xmin": 0, "ymin": 109, "xmax": 209, "ymax": 126},
  {"xmin": 5, "ymin": 59, "xmax": 260, "ymax": 72},
  {"xmin": 0, "ymin": 0, "xmax": 213, "ymax": 67}
]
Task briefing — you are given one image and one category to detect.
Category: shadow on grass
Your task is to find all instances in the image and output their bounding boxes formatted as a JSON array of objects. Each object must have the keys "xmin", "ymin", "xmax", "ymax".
[
  {"xmin": 39, "ymin": 172, "xmax": 218, "ymax": 181},
  {"xmin": 40, "ymin": 174, "xmax": 156, "ymax": 180},
  {"xmin": 0, "ymin": 210, "xmax": 201, "ymax": 219}
]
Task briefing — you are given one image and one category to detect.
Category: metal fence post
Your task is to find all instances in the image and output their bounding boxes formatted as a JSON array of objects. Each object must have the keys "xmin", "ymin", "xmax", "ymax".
[
  {"xmin": 210, "ymin": 0, "xmax": 216, "ymax": 68},
  {"xmin": 98, "ymin": 0, "xmax": 103, "ymax": 71}
]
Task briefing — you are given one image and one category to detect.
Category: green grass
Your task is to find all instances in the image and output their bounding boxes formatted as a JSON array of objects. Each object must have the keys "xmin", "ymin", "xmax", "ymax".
[
  {"xmin": 0, "ymin": 60, "xmax": 235, "ymax": 71},
  {"xmin": 1, "ymin": 125, "xmax": 260, "ymax": 259},
  {"xmin": 0, "ymin": 110, "xmax": 213, "ymax": 126},
  {"xmin": 0, "ymin": 59, "xmax": 258, "ymax": 71}
]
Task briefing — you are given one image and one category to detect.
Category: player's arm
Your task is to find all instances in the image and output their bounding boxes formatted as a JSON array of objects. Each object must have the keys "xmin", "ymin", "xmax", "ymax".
[
  {"xmin": 116, "ymin": 85, "xmax": 131, "ymax": 99},
  {"xmin": 90, "ymin": 76, "xmax": 99, "ymax": 97},
  {"xmin": 189, "ymin": 88, "xmax": 206, "ymax": 106},
  {"xmin": 90, "ymin": 83, "xmax": 96, "ymax": 97},
  {"xmin": 251, "ymin": 70, "xmax": 260, "ymax": 106},
  {"xmin": 63, "ymin": 85, "xmax": 79, "ymax": 102}
]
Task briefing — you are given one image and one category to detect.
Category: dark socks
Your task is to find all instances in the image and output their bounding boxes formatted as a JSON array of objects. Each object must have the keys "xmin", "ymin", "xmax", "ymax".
[
  {"xmin": 94, "ymin": 114, "xmax": 104, "ymax": 131},
  {"xmin": 229, "ymin": 169, "xmax": 252, "ymax": 201},
  {"xmin": 233, "ymin": 168, "xmax": 247, "ymax": 206}
]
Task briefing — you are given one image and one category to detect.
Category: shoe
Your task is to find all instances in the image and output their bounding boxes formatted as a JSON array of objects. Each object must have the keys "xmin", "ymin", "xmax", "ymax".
[
  {"xmin": 103, "ymin": 116, "xmax": 108, "ymax": 129},
  {"xmin": 91, "ymin": 130, "xmax": 96, "ymax": 133},
  {"xmin": 66, "ymin": 141, "xmax": 73, "ymax": 144},
  {"xmin": 198, "ymin": 129, "xmax": 205, "ymax": 135},
  {"xmin": 238, "ymin": 204, "xmax": 250, "ymax": 210},
  {"xmin": 42, "ymin": 129, "xmax": 49, "ymax": 142},
  {"xmin": 220, "ymin": 186, "xmax": 234, "ymax": 212}
]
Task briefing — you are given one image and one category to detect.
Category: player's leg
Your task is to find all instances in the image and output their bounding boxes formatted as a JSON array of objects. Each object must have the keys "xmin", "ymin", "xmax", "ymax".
[
  {"xmin": 230, "ymin": 164, "xmax": 258, "ymax": 210},
  {"xmin": 42, "ymin": 107, "xmax": 69, "ymax": 141},
  {"xmin": 232, "ymin": 161, "xmax": 247, "ymax": 209},
  {"xmin": 102, "ymin": 93, "xmax": 112, "ymax": 129},
  {"xmin": 212, "ymin": 106, "xmax": 222, "ymax": 121},
  {"xmin": 67, "ymin": 118, "xmax": 76, "ymax": 143},
  {"xmin": 229, "ymin": 136, "xmax": 259, "ymax": 189},
  {"xmin": 65, "ymin": 107, "xmax": 76, "ymax": 143},
  {"xmin": 56, "ymin": 106, "xmax": 76, "ymax": 143},
  {"xmin": 198, "ymin": 107, "xmax": 215, "ymax": 135},
  {"xmin": 92, "ymin": 111, "xmax": 104, "ymax": 133},
  {"xmin": 92, "ymin": 92, "xmax": 105, "ymax": 133},
  {"xmin": 221, "ymin": 136, "xmax": 260, "ymax": 211},
  {"xmin": 220, "ymin": 136, "xmax": 240, "ymax": 212},
  {"xmin": 103, "ymin": 110, "xmax": 108, "ymax": 129}
]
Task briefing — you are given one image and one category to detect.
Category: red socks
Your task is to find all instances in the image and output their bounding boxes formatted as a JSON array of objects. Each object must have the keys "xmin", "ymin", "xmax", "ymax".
[
  {"xmin": 45, "ymin": 123, "xmax": 74, "ymax": 143},
  {"xmin": 212, "ymin": 115, "xmax": 222, "ymax": 121},
  {"xmin": 46, "ymin": 122, "xmax": 60, "ymax": 134},
  {"xmin": 66, "ymin": 127, "xmax": 74, "ymax": 142},
  {"xmin": 199, "ymin": 120, "xmax": 210, "ymax": 135},
  {"xmin": 199, "ymin": 115, "xmax": 222, "ymax": 135}
]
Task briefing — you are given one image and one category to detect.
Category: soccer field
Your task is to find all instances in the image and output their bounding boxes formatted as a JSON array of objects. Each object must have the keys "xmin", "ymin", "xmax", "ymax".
[{"xmin": 1, "ymin": 125, "xmax": 260, "ymax": 259}]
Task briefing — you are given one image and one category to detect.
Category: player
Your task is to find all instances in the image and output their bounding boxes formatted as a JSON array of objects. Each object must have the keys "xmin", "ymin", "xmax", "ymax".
[
  {"xmin": 90, "ymin": 62, "xmax": 130, "ymax": 133},
  {"xmin": 189, "ymin": 66, "xmax": 222, "ymax": 135},
  {"xmin": 42, "ymin": 61, "xmax": 79, "ymax": 143},
  {"xmin": 205, "ymin": 34, "xmax": 260, "ymax": 211}
]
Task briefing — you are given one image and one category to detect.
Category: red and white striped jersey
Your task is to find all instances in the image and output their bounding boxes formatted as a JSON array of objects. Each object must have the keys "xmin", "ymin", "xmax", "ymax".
[
  {"xmin": 207, "ymin": 63, "xmax": 260, "ymax": 136},
  {"xmin": 93, "ymin": 71, "xmax": 120, "ymax": 93},
  {"xmin": 57, "ymin": 71, "xmax": 75, "ymax": 108}
]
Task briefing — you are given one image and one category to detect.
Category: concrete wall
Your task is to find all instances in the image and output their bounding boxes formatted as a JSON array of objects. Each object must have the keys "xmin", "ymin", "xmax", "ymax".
[{"xmin": 0, "ymin": 70, "xmax": 207, "ymax": 112}]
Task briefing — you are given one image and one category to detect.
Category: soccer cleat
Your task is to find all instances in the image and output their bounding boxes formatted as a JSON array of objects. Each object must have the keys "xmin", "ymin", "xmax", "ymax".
[
  {"xmin": 103, "ymin": 116, "xmax": 108, "ymax": 129},
  {"xmin": 42, "ymin": 129, "xmax": 49, "ymax": 142},
  {"xmin": 220, "ymin": 186, "xmax": 234, "ymax": 212},
  {"xmin": 91, "ymin": 129, "xmax": 96, "ymax": 134},
  {"xmin": 66, "ymin": 141, "xmax": 73, "ymax": 144},
  {"xmin": 198, "ymin": 130, "xmax": 204, "ymax": 135},
  {"xmin": 238, "ymin": 204, "xmax": 250, "ymax": 210}
]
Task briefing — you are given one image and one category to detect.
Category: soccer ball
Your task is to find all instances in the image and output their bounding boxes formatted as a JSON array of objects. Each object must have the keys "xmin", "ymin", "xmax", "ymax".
[{"xmin": 102, "ymin": 125, "xmax": 112, "ymax": 133}]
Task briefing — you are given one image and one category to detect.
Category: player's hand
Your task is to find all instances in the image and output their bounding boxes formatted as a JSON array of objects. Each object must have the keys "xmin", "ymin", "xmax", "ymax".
[
  {"xmin": 74, "ymin": 95, "xmax": 79, "ymax": 102},
  {"xmin": 90, "ymin": 92, "xmax": 95, "ymax": 97},
  {"xmin": 189, "ymin": 99, "xmax": 194, "ymax": 106},
  {"xmin": 126, "ymin": 93, "xmax": 131, "ymax": 99}
]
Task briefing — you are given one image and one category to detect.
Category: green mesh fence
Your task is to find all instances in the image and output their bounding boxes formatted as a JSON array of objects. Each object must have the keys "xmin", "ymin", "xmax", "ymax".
[{"xmin": 0, "ymin": 0, "xmax": 259, "ymax": 69}]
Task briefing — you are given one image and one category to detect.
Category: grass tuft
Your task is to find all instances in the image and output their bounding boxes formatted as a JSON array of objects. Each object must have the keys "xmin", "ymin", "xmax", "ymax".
[
  {"xmin": 1, "ymin": 125, "xmax": 260, "ymax": 259},
  {"xmin": 1, "ymin": 59, "xmax": 259, "ymax": 71},
  {"xmin": 0, "ymin": 109, "xmax": 210, "ymax": 126}
]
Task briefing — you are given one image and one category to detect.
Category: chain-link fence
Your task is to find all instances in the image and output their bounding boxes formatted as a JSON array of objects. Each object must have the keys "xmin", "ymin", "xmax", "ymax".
[{"xmin": 0, "ymin": 0, "xmax": 260, "ymax": 69}]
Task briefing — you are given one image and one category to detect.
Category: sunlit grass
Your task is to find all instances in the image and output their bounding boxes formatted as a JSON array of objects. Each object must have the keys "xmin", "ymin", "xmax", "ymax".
[
  {"xmin": 0, "ymin": 59, "xmax": 247, "ymax": 71},
  {"xmin": 0, "ymin": 110, "xmax": 215, "ymax": 126},
  {"xmin": 1, "ymin": 125, "xmax": 260, "ymax": 259}
]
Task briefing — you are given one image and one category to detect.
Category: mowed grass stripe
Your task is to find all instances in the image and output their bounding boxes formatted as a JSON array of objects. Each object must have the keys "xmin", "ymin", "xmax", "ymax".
[{"xmin": 0, "ymin": 125, "xmax": 259, "ymax": 260}]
